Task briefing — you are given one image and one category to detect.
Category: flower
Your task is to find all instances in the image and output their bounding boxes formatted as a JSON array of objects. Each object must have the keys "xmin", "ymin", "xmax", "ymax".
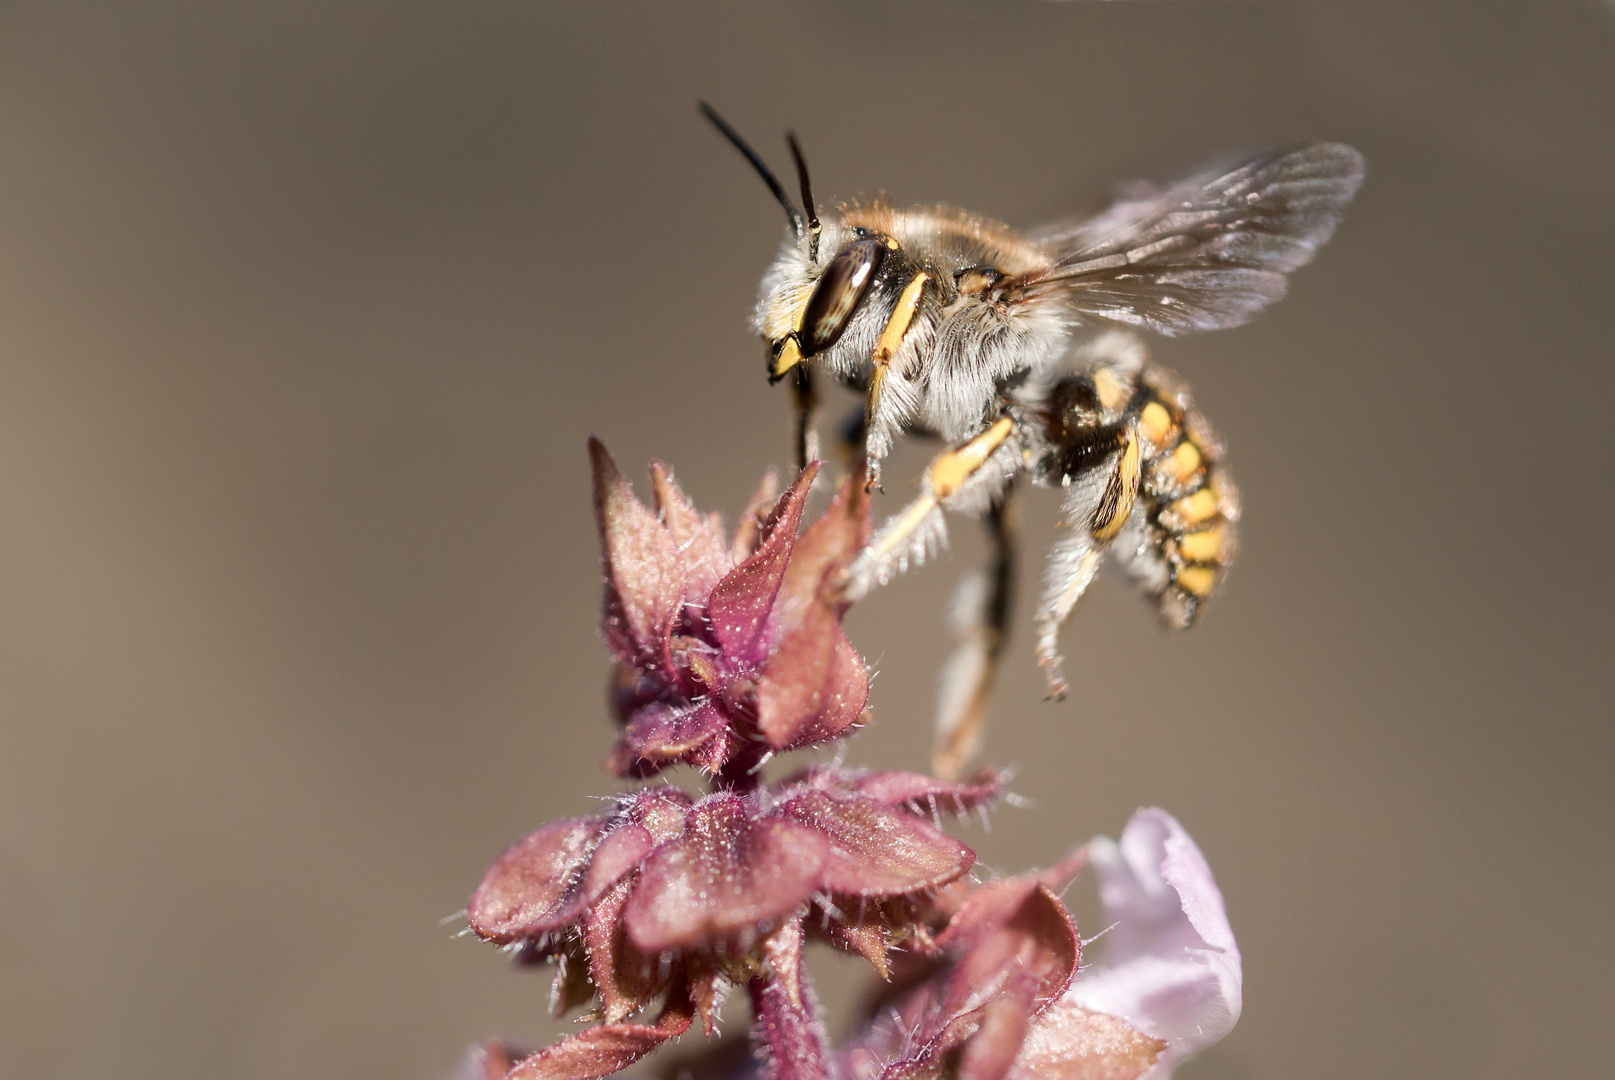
[
  {"xmin": 591, "ymin": 440, "xmax": 871, "ymax": 781},
  {"xmin": 467, "ymin": 446, "xmax": 1012, "ymax": 1080},
  {"xmin": 466, "ymin": 770, "xmax": 1000, "ymax": 1027},
  {"xmin": 826, "ymin": 809, "xmax": 1239, "ymax": 1080},
  {"xmin": 465, "ymin": 447, "xmax": 1241, "ymax": 1080},
  {"xmin": 1055, "ymin": 808, "xmax": 1243, "ymax": 1078}
]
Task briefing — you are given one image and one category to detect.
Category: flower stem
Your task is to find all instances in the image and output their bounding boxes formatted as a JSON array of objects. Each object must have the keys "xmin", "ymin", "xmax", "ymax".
[{"xmin": 748, "ymin": 919, "xmax": 831, "ymax": 1080}]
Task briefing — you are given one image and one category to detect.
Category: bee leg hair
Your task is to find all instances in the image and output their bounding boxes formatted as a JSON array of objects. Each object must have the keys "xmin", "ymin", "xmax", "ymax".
[
  {"xmin": 844, "ymin": 416, "xmax": 1015, "ymax": 601},
  {"xmin": 1033, "ymin": 430, "xmax": 1140, "ymax": 700}
]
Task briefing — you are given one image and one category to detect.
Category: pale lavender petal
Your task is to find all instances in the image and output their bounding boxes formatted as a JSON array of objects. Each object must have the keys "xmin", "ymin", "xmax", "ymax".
[{"xmin": 1062, "ymin": 808, "xmax": 1241, "ymax": 1077}]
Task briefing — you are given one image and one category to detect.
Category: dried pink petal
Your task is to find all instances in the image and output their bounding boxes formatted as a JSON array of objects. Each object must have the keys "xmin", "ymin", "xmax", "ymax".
[
  {"xmin": 1010, "ymin": 1004, "xmax": 1165, "ymax": 1080},
  {"xmin": 607, "ymin": 701, "xmax": 731, "ymax": 778},
  {"xmin": 755, "ymin": 600, "xmax": 867, "ymax": 749},
  {"xmin": 730, "ymin": 468, "xmax": 780, "ymax": 563},
  {"xmin": 584, "ymin": 875, "xmax": 667, "ymax": 1023},
  {"xmin": 504, "ymin": 978, "xmax": 696, "ymax": 1080},
  {"xmin": 842, "ymin": 768, "xmax": 1004, "ymax": 815},
  {"xmin": 621, "ymin": 785, "xmax": 694, "ymax": 842},
  {"xmin": 772, "ymin": 789, "xmax": 974, "ymax": 897},
  {"xmin": 590, "ymin": 439, "xmax": 683, "ymax": 672},
  {"xmin": 624, "ymin": 793, "xmax": 829, "ymax": 953},
  {"xmin": 707, "ymin": 465, "xmax": 817, "ymax": 665},
  {"xmin": 576, "ymin": 825, "xmax": 655, "ymax": 902},
  {"xmin": 649, "ymin": 462, "xmax": 731, "ymax": 602},
  {"xmin": 937, "ymin": 879, "xmax": 1080, "ymax": 1021},
  {"xmin": 469, "ymin": 817, "xmax": 610, "ymax": 944},
  {"xmin": 774, "ymin": 466, "xmax": 870, "ymax": 627}
]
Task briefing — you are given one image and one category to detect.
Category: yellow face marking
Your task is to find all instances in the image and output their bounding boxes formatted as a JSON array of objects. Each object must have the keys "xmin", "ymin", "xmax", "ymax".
[
  {"xmin": 930, "ymin": 417, "xmax": 1014, "ymax": 500},
  {"xmin": 1167, "ymin": 440, "xmax": 1202, "ymax": 483},
  {"xmin": 771, "ymin": 336, "xmax": 804, "ymax": 379},
  {"xmin": 1174, "ymin": 487, "xmax": 1219, "ymax": 526},
  {"xmin": 1093, "ymin": 368, "xmax": 1128, "ymax": 412},
  {"xmin": 1139, "ymin": 401, "xmax": 1174, "ymax": 446},
  {"xmin": 1175, "ymin": 565, "xmax": 1218, "ymax": 597},
  {"xmin": 1177, "ymin": 525, "xmax": 1225, "ymax": 563},
  {"xmin": 867, "ymin": 273, "xmax": 930, "ymax": 418},
  {"xmin": 1091, "ymin": 431, "xmax": 1141, "ymax": 542}
]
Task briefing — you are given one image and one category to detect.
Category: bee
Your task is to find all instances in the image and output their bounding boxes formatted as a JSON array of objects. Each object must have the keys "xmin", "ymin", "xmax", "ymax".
[{"xmin": 700, "ymin": 104, "xmax": 1364, "ymax": 776}]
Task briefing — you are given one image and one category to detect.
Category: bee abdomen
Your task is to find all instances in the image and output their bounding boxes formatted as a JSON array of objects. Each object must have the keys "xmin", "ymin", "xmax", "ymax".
[{"xmin": 1129, "ymin": 369, "xmax": 1240, "ymax": 629}]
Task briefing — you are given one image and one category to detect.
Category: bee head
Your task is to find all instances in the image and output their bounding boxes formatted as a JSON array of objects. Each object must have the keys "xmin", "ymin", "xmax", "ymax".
[{"xmin": 699, "ymin": 104, "xmax": 912, "ymax": 384}]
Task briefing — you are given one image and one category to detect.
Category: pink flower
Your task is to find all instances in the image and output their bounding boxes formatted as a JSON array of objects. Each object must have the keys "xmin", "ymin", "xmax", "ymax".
[
  {"xmin": 823, "ymin": 810, "xmax": 1239, "ymax": 1080},
  {"xmin": 1054, "ymin": 808, "xmax": 1242, "ymax": 1078},
  {"xmin": 466, "ymin": 770, "xmax": 998, "ymax": 1080},
  {"xmin": 591, "ymin": 440, "xmax": 871, "ymax": 781},
  {"xmin": 464, "ymin": 448, "xmax": 1240, "ymax": 1080}
]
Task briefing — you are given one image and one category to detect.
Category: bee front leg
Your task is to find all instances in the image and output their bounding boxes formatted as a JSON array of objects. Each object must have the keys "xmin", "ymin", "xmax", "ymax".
[
  {"xmin": 933, "ymin": 483, "xmax": 1017, "ymax": 779},
  {"xmin": 790, "ymin": 366, "xmax": 819, "ymax": 471},
  {"xmin": 1034, "ymin": 426, "xmax": 1141, "ymax": 700},
  {"xmin": 844, "ymin": 416, "xmax": 1016, "ymax": 601}
]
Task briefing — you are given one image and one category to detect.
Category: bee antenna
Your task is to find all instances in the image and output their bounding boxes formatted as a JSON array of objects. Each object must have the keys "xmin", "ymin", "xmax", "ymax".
[
  {"xmin": 786, "ymin": 132, "xmax": 821, "ymax": 262},
  {"xmin": 698, "ymin": 101, "xmax": 805, "ymax": 240}
]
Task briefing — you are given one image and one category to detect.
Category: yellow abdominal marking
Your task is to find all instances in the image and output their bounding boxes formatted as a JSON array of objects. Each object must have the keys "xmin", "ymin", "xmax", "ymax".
[
  {"xmin": 930, "ymin": 417, "xmax": 1014, "ymax": 500},
  {"xmin": 1174, "ymin": 487, "xmax": 1219, "ymax": 526},
  {"xmin": 1139, "ymin": 401, "xmax": 1174, "ymax": 446},
  {"xmin": 1175, "ymin": 565, "xmax": 1218, "ymax": 597},
  {"xmin": 1094, "ymin": 368, "xmax": 1129, "ymax": 412},
  {"xmin": 868, "ymin": 273, "xmax": 930, "ymax": 418},
  {"xmin": 1167, "ymin": 440, "xmax": 1202, "ymax": 482},
  {"xmin": 1177, "ymin": 525, "xmax": 1225, "ymax": 562}
]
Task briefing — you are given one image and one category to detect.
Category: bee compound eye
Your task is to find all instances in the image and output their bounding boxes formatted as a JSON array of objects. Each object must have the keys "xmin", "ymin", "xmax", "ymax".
[{"xmin": 800, "ymin": 237, "xmax": 886, "ymax": 355}]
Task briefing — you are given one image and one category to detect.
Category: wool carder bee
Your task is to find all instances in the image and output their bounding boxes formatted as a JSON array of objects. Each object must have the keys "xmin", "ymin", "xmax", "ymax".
[{"xmin": 701, "ymin": 105, "xmax": 1364, "ymax": 775}]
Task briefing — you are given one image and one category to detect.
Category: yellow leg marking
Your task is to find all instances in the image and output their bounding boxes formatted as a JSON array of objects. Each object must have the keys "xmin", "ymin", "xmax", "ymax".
[
  {"xmin": 1166, "ymin": 439, "xmax": 1202, "ymax": 483},
  {"xmin": 771, "ymin": 336, "xmax": 804, "ymax": 379},
  {"xmin": 1174, "ymin": 487, "xmax": 1219, "ymax": 526},
  {"xmin": 862, "ymin": 493, "xmax": 944, "ymax": 567},
  {"xmin": 1176, "ymin": 565, "xmax": 1218, "ymax": 597},
  {"xmin": 1177, "ymin": 525, "xmax": 1225, "ymax": 562},
  {"xmin": 1093, "ymin": 367, "xmax": 1128, "ymax": 411},
  {"xmin": 931, "ymin": 417, "xmax": 1014, "ymax": 499},
  {"xmin": 867, "ymin": 273, "xmax": 929, "ymax": 420},
  {"xmin": 1139, "ymin": 401, "xmax": 1174, "ymax": 447},
  {"xmin": 1091, "ymin": 430, "xmax": 1141, "ymax": 541}
]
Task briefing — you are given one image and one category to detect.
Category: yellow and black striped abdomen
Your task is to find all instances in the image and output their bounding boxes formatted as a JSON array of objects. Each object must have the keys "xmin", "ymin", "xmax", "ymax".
[{"xmin": 1127, "ymin": 368, "xmax": 1240, "ymax": 629}]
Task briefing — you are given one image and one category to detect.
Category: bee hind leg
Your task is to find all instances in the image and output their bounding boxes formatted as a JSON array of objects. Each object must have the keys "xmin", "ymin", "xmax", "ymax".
[
  {"xmin": 1033, "ymin": 426, "xmax": 1141, "ymax": 700},
  {"xmin": 933, "ymin": 484, "xmax": 1017, "ymax": 779}
]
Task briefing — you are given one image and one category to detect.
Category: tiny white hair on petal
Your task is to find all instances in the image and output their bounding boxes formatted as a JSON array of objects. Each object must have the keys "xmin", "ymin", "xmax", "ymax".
[{"xmin": 1061, "ymin": 807, "xmax": 1242, "ymax": 1077}]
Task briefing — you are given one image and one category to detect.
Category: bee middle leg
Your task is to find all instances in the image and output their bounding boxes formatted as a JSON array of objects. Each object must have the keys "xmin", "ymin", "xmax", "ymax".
[
  {"xmin": 933, "ymin": 482, "xmax": 1017, "ymax": 779},
  {"xmin": 843, "ymin": 416, "xmax": 1016, "ymax": 601}
]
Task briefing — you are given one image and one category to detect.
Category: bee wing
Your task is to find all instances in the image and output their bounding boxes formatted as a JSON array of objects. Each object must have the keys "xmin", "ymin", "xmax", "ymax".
[{"xmin": 1014, "ymin": 143, "xmax": 1365, "ymax": 336}]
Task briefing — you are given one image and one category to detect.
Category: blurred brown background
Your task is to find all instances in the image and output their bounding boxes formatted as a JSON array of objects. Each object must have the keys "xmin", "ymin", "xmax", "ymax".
[{"xmin": 1, "ymin": 2, "xmax": 1612, "ymax": 1078}]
